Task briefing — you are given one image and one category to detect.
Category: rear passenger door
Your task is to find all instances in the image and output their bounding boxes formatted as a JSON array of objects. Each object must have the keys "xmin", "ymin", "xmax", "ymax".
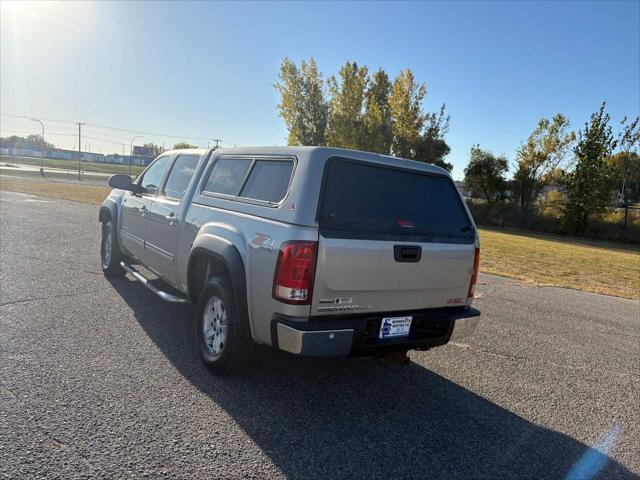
[{"xmin": 143, "ymin": 153, "xmax": 201, "ymax": 282}]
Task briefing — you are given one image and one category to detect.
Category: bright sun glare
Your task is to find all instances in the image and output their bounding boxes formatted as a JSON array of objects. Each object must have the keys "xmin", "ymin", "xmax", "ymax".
[{"xmin": 1, "ymin": 0, "xmax": 54, "ymax": 17}]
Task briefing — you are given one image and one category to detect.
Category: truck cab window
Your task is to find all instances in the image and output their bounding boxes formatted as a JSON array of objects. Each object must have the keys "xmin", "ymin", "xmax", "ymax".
[
  {"xmin": 139, "ymin": 155, "xmax": 172, "ymax": 195},
  {"xmin": 203, "ymin": 158, "xmax": 252, "ymax": 196},
  {"xmin": 163, "ymin": 154, "xmax": 200, "ymax": 200}
]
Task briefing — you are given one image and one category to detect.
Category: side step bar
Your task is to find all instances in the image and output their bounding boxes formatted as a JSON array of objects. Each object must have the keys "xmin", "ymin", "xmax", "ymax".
[{"xmin": 120, "ymin": 261, "xmax": 190, "ymax": 304}]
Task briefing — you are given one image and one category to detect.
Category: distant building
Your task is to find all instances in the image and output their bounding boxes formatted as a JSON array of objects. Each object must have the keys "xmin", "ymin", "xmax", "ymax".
[
  {"xmin": 1, "ymin": 146, "xmax": 105, "ymax": 163},
  {"xmin": 0, "ymin": 146, "xmax": 155, "ymax": 166}
]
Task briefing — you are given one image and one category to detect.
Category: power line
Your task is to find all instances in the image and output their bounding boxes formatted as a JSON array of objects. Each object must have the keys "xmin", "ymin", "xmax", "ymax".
[
  {"xmin": 0, "ymin": 128, "xmax": 77, "ymax": 137},
  {"xmin": 1, "ymin": 128, "xmax": 128, "ymax": 147},
  {"xmin": 2, "ymin": 112, "xmax": 220, "ymax": 143},
  {"xmin": 2, "ymin": 113, "xmax": 76, "ymax": 125}
]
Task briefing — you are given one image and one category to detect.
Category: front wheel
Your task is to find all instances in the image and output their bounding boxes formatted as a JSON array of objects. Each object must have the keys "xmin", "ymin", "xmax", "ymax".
[
  {"xmin": 100, "ymin": 220, "xmax": 125, "ymax": 276},
  {"xmin": 195, "ymin": 276, "xmax": 253, "ymax": 375}
]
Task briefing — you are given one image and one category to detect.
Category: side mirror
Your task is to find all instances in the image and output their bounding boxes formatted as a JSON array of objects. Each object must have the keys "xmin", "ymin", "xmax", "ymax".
[{"xmin": 108, "ymin": 174, "xmax": 134, "ymax": 191}]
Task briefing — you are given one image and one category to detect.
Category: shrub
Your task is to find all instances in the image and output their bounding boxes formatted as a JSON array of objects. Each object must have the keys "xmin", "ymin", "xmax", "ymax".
[{"xmin": 466, "ymin": 200, "xmax": 640, "ymax": 244}]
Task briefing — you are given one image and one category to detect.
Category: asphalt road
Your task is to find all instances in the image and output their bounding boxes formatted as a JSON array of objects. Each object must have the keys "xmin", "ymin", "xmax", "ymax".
[{"xmin": 1, "ymin": 190, "xmax": 638, "ymax": 479}]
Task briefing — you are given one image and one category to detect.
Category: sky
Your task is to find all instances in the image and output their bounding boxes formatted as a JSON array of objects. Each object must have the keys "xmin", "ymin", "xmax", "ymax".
[{"xmin": 1, "ymin": 1, "xmax": 639, "ymax": 179}]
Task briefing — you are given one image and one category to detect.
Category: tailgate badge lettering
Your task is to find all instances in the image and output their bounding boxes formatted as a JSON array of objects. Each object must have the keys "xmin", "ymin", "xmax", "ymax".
[{"xmin": 319, "ymin": 297, "xmax": 352, "ymax": 305}]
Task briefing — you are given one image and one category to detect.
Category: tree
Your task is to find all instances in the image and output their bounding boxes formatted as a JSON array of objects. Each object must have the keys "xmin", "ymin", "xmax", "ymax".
[
  {"xmin": 143, "ymin": 142, "xmax": 165, "ymax": 158},
  {"xmin": 609, "ymin": 151, "xmax": 640, "ymax": 204},
  {"xmin": 389, "ymin": 69, "xmax": 425, "ymax": 158},
  {"xmin": 610, "ymin": 116, "xmax": 640, "ymax": 204},
  {"xmin": 274, "ymin": 57, "xmax": 329, "ymax": 146},
  {"xmin": 414, "ymin": 104, "xmax": 452, "ymax": 172},
  {"xmin": 173, "ymin": 142, "xmax": 197, "ymax": 149},
  {"xmin": 512, "ymin": 114, "xmax": 575, "ymax": 209},
  {"xmin": 463, "ymin": 145, "xmax": 509, "ymax": 204},
  {"xmin": 363, "ymin": 68, "xmax": 393, "ymax": 154},
  {"xmin": 326, "ymin": 62, "xmax": 369, "ymax": 150},
  {"xmin": 563, "ymin": 103, "xmax": 617, "ymax": 233},
  {"xmin": 0, "ymin": 134, "xmax": 55, "ymax": 150}
]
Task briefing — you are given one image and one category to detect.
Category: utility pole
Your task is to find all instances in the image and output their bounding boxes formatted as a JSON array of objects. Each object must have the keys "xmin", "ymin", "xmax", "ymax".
[
  {"xmin": 30, "ymin": 118, "xmax": 45, "ymax": 176},
  {"xmin": 76, "ymin": 122, "xmax": 85, "ymax": 180},
  {"xmin": 129, "ymin": 135, "xmax": 142, "ymax": 177},
  {"xmin": 212, "ymin": 138, "xmax": 222, "ymax": 149}
]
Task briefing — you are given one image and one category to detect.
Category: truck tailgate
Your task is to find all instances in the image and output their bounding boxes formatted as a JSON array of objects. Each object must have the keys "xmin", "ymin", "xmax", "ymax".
[
  {"xmin": 312, "ymin": 237, "xmax": 474, "ymax": 314},
  {"xmin": 312, "ymin": 157, "xmax": 477, "ymax": 315}
]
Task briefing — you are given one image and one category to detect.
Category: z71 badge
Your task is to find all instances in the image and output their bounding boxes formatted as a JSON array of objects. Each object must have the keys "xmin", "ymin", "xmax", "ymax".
[{"xmin": 251, "ymin": 233, "xmax": 277, "ymax": 251}]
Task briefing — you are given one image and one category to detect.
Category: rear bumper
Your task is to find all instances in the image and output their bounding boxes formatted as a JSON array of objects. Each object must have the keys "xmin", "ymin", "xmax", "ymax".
[{"xmin": 272, "ymin": 307, "xmax": 480, "ymax": 357}]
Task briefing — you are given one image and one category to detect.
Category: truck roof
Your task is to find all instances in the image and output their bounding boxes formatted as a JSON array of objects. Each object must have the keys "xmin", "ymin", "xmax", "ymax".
[{"xmin": 172, "ymin": 146, "xmax": 451, "ymax": 177}]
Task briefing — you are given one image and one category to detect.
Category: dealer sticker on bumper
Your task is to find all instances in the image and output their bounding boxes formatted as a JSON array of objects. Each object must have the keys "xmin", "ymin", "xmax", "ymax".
[{"xmin": 379, "ymin": 316, "xmax": 413, "ymax": 339}]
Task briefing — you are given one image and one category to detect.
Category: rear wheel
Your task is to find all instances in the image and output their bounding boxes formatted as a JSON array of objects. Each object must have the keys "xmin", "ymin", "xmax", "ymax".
[
  {"xmin": 195, "ymin": 276, "xmax": 253, "ymax": 375},
  {"xmin": 100, "ymin": 220, "xmax": 125, "ymax": 276}
]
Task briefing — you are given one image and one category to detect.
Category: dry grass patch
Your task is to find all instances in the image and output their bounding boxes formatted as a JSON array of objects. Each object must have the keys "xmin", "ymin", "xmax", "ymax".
[
  {"xmin": 479, "ymin": 228, "xmax": 640, "ymax": 300},
  {"xmin": 0, "ymin": 176, "xmax": 110, "ymax": 205}
]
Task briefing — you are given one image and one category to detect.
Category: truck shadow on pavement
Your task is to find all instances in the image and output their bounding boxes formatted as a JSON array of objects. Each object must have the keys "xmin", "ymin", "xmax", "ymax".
[{"xmin": 109, "ymin": 277, "xmax": 637, "ymax": 480}]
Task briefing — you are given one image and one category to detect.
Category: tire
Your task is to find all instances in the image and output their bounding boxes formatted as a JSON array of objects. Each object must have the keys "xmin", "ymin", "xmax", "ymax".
[
  {"xmin": 100, "ymin": 219, "xmax": 125, "ymax": 277},
  {"xmin": 195, "ymin": 276, "xmax": 253, "ymax": 375}
]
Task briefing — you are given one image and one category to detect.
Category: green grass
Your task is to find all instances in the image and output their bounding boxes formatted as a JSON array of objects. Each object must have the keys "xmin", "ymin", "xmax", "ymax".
[
  {"xmin": 0, "ymin": 155, "xmax": 145, "ymax": 176},
  {"xmin": 1, "ymin": 176, "xmax": 638, "ymax": 300}
]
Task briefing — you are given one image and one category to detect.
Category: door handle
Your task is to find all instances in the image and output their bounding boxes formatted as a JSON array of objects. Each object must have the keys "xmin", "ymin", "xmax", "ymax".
[
  {"xmin": 394, "ymin": 245, "xmax": 422, "ymax": 262},
  {"xmin": 165, "ymin": 213, "xmax": 178, "ymax": 226},
  {"xmin": 138, "ymin": 205, "xmax": 148, "ymax": 216}
]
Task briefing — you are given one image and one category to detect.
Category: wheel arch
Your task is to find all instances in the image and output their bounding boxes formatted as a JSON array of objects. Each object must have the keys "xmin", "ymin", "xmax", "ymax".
[
  {"xmin": 187, "ymin": 240, "xmax": 250, "ymax": 338},
  {"xmin": 99, "ymin": 198, "xmax": 119, "ymax": 225}
]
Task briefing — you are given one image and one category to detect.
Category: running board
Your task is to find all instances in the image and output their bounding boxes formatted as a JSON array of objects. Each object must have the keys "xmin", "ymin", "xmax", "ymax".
[{"xmin": 120, "ymin": 261, "xmax": 190, "ymax": 304}]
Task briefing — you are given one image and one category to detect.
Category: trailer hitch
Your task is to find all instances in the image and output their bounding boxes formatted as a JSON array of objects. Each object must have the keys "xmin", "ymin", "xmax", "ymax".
[{"xmin": 385, "ymin": 351, "xmax": 410, "ymax": 366}]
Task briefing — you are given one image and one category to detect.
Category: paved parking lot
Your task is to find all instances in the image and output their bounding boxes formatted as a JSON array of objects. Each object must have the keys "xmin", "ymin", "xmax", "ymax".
[{"xmin": 1, "ymin": 190, "xmax": 638, "ymax": 479}]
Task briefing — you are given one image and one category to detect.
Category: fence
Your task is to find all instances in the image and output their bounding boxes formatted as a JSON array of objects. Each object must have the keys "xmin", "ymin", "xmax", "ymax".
[
  {"xmin": 467, "ymin": 200, "xmax": 640, "ymax": 244},
  {"xmin": 0, "ymin": 147, "xmax": 151, "ymax": 166}
]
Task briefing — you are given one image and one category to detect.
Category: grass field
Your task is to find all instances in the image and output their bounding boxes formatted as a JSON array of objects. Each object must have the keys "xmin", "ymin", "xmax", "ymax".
[
  {"xmin": 479, "ymin": 228, "xmax": 639, "ymax": 299},
  {"xmin": 0, "ymin": 155, "xmax": 145, "ymax": 176},
  {"xmin": 1, "ymin": 176, "xmax": 639, "ymax": 300},
  {"xmin": 0, "ymin": 176, "xmax": 110, "ymax": 205}
]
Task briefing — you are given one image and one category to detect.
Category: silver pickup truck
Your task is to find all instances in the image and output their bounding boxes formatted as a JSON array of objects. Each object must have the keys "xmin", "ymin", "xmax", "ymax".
[{"xmin": 100, "ymin": 147, "xmax": 481, "ymax": 374}]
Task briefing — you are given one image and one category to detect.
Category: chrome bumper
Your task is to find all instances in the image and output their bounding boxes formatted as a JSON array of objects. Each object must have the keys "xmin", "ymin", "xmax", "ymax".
[
  {"xmin": 276, "ymin": 323, "xmax": 354, "ymax": 356},
  {"xmin": 449, "ymin": 316, "xmax": 480, "ymax": 342}
]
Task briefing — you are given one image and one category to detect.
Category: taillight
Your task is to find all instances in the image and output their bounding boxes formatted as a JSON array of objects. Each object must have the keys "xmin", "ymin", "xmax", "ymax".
[
  {"xmin": 468, "ymin": 246, "xmax": 480, "ymax": 300},
  {"xmin": 272, "ymin": 241, "xmax": 318, "ymax": 305}
]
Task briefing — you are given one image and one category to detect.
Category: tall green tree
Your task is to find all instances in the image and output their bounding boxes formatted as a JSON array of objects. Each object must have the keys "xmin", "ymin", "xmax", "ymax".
[
  {"xmin": 274, "ymin": 57, "xmax": 329, "ymax": 146},
  {"xmin": 389, "ymin": 69, "xmax": 425, "ymax": 158},
  {"xmin": 513, "ymin": 114, "xmax": 575, "ymax": 209},
  {"xmin": 363, "ymin": 69, "xmax": 393, "ymax": 154},
  {"xmin": 464, "ymin": 145, "xmax": 509, "ymax": 203},
  {"xmin": 563, "ymin": 103, "xmax": 617, "ymax": 233},
  {"xmin": 414, "ymin": 104, "xmax": 452, "ymax": 171},
  {"xmin": 326, "ymin": 62, "xmax": 369, "ymax": 150}
]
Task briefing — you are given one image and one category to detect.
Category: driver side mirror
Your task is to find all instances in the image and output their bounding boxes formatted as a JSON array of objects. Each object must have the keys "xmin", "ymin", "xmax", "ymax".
[{"xmin": 108, "ymin": 174, "xmax": 136, "ymax": 192}]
